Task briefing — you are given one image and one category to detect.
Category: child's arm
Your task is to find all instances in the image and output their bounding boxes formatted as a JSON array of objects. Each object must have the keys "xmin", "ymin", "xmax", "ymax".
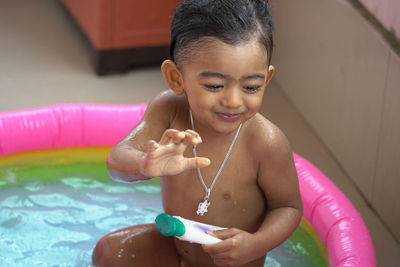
[
  {"xmin": 107, "ymin": 91, "xmax": 210, "ymax": 182},
  {"xmin": 202, "ymin": 125, "xmax": 302, "ymax": 266}
]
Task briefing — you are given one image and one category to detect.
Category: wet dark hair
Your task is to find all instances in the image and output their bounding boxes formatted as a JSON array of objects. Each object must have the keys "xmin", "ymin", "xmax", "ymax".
[{"xmin": 170, "ymin": 0, "xmax": 274, "ymax": 66}]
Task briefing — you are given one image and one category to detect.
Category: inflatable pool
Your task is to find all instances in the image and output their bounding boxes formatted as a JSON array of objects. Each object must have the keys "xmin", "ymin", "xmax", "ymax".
[{"xmin": 0, "ymin": 104, "xmax": 376, "ymax": 266}]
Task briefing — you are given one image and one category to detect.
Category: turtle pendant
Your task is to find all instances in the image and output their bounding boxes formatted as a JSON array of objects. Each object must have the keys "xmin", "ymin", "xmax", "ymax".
[{"xmin": 196, "ymin": 199, "xmax": 210, "ymax": 216}]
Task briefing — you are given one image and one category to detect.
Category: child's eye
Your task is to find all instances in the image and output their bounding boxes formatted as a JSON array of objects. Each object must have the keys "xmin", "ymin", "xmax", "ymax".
[
  {"xmin": 204, "ymin": 84, "xmax": 223, "ymax": 90},
  {"xmin": 243, "ymin": 86, "xmax": 261, "ymax": 92}
]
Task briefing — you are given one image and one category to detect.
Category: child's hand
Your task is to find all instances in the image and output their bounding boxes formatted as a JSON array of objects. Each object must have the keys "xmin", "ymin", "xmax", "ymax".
[
  {"xmin": 202, "ymin": 228, "xmax": 257, "ymax": 267},
  {"xmin": 142, "ymin": 129, "xmax": 210, "ymax": 177}
]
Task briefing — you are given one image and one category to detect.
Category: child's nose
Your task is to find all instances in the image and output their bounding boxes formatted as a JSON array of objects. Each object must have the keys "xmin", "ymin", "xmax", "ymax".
[{"xmin": 221, "ymin": 88, "xmax": 242, "ymax": 108}]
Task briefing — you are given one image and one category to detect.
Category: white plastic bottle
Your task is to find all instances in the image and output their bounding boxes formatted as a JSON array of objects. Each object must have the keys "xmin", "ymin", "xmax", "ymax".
[{"xmin": 155, "ymin": 213, "xmax": 226, "ymax": 245}]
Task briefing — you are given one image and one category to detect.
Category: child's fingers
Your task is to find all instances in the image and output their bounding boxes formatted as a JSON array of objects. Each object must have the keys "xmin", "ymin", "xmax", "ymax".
[
  {"xmin": 184, "ymin": 157, "xmax": 210, "ymax": 170},
  {"xmin": 159, "ymin": 129, "xmax": 185, "ymax": 145},
  {"xmin": 160, "ymin": 129, "xmax": 202, "ymax": 146},
  {"xmin": 182, "ymin": 129, "xmax": 202, "ymax": 145},
  {"xmin": 146, "ymin": 140, "xmax": 159, "ymax": 152},
  {"xmin": 202, "ymin": 228, "xmax": 242, "ymax": 253},
  {"xmin": 172, "ymin": 129, "xmax": 202, "ymax": 145},
  {"xmin": 209, "ymin": 228, "xmax": 241, "ymax": 240}
]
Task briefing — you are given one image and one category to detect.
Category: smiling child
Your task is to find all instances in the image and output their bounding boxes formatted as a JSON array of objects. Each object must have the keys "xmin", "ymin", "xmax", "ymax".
[{"xmin": 92, "ymin": 1, "xmax": 302, "ymax": 266}]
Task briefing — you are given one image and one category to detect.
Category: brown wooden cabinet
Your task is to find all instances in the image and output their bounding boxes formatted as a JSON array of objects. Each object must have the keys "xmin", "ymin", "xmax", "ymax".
[{"xmin": 61, "ymin": 0, "xmax": 180, "ymax": 75}]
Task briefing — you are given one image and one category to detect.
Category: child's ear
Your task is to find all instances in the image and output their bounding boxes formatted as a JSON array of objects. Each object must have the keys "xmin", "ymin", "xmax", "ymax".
[
  {"xmin": 161, "ymin": 60, "xmax": 185, "ymax": 95},
  {"xmin": 265, "ymin": 65, "xmax": 275, "ymax": 85}
]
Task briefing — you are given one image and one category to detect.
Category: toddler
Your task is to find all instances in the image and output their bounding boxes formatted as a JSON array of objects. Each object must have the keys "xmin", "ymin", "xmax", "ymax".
[{"xmin": 92, "ymin": 0, "xmax": 302, "ymax": 266}]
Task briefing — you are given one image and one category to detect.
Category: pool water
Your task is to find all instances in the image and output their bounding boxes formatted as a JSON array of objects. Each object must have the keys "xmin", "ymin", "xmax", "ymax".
[{"xmin": 0, "ymin": 148, "xmax": 328, "ymax": 267}]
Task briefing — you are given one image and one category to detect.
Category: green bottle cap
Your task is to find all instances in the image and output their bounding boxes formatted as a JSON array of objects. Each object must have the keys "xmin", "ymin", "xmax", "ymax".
[{"xmin": 155, "ymin": 213, "xmax": 185, "ymax": 237}]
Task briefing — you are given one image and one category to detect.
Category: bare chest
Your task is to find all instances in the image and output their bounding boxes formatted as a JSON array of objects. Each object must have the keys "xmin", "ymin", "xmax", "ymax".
[{"xmin": 161, "ymin": 140, "xmax": 266, "ymax": 231}]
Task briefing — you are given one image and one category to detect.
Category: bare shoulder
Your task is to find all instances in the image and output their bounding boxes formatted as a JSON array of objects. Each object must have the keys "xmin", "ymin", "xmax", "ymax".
[
  {"xmin": 246, "ymin": 114, "xmax": 301, "ymax": 209},
  {"xmin": 245, "ymin": 113, "xmax": 292, "ymax": 159},
  {"xmin": 120, "ymin": 90, "xmax": 186, "ymax": 149},
  {"xmin": 143, "ymin": 89, "xmax": 185, "ymax": 126}
]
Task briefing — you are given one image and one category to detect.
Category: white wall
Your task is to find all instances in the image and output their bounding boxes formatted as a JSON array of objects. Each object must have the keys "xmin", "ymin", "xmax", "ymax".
[{"xmin": 272, "ymin": 0, "xmax": 400, "ymax": 240}]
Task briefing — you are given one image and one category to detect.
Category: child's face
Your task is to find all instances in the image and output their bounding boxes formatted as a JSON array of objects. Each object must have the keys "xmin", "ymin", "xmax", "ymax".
[{"xmin": 180, "ymin": 38, "xmax": 273, "ymax": 134}]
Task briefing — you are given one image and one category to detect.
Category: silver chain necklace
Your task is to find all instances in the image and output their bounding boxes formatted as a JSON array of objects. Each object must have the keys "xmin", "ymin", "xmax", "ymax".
[{"xmin": 189, "ymin": 109, "xmax": 242, "ymax": 216}]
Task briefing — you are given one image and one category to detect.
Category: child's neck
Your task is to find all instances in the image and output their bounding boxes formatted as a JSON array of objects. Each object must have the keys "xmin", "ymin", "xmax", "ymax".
[
  {"xmin": 187, "ymin": 107, "xmax": 243, "ymax": 145},
  {"xmin": 189, "ymin": 119, "xmax": 242, "ymax": 147}
]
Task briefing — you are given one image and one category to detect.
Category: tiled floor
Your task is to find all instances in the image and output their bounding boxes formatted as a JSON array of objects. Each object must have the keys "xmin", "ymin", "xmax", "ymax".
[{"xmin": 1, "ymin": 1, "xmax": 399, "ymax": 266}]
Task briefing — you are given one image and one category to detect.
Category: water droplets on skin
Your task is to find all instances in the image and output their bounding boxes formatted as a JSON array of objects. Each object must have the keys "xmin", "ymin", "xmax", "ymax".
[{"xmin": 117, "ymin": 248, "xmax": 124, "ymax": 258}]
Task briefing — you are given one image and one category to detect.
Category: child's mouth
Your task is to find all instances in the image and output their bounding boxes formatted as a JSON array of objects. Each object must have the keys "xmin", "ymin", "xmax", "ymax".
[{"xmin": 216, "ymin": 112, "xmax": 242, "ymax": 122}]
